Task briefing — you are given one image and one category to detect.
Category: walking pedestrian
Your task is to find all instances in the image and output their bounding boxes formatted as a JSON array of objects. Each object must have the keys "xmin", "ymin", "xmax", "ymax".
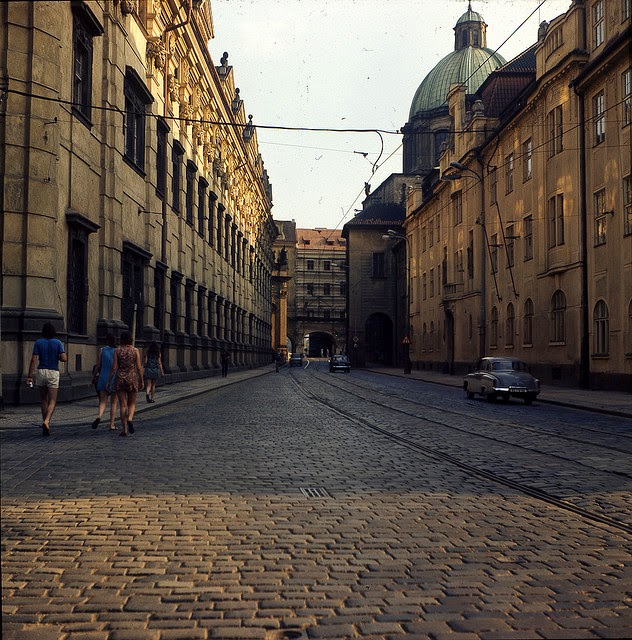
[
  {"xmin": 143, "ymin": 341, "xmax": 164, "ymax": 403},
  {"xmin": 221, "ymin": 347, "xmax": 230, "ymax": 377},
  {"xmin": 107, "ymin": 331, "xmax": 143, "ymax": 437},
  {"xmin": 91, "ymin": 333, "xmax": 118, "ymax": 430},
  {"xmin": 25, "ymin": 322, "xmax": 67, "ymax": 436}
]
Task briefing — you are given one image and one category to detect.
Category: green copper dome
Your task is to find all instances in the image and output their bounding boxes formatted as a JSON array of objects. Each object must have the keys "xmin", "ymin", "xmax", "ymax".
[
  {"xmin": 408, "ymin": 3, "xmax": 506, "ymax": 117},
  {"xmin": 409, "ymin": 46, "xmax": 506, "ymax": 116}
]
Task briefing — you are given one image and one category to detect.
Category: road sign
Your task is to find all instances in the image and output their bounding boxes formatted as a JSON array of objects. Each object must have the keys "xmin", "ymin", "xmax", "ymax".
[
  {"xmin": 353, "ymin": 336, "xmax": 359, "ymax": 343},
  {"xmin": 402, "ymin": 335, "xmax": 411, "ymax": 345}
]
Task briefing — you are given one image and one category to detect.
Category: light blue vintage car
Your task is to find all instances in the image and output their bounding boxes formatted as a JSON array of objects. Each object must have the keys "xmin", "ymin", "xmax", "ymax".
[{"xmin": 463, "ymin": 357, "xmax": 540, "ymax": 404}]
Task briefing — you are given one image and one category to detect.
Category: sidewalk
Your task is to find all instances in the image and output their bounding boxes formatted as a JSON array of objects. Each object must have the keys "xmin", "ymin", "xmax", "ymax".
[
  {"xmin": 373, "ymin": 366, "xmax": 632, "ymax": 419},
  {"xmin": 0, "ymin": 366, "xmax": 275, "ymax": 430},
  {"xmin": 1, "ymin": 363, "xmax": 630, "ymax": 429}
]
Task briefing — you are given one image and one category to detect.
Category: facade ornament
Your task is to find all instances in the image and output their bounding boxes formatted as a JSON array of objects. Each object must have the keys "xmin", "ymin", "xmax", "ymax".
[
  {"xmin": 179, "ymin": 102, "xmax": 192, "ymax": 125},
  {"xmin": 146, "ymin": 39, "xmax": 166, "ymax": 72},
  {"xmin": 192, "ymin": 123, "xmax": 204, "ymax": 146},
  {"xmin": 231, "ymin": 88, "xmax": 243, "ymax": 114},
  {"xmin": 167, "ymin": 74, "xmax": 179, "ymax": 103},
  {"xmin": 120, "ymin": 0, "xmax": 138, "ymax": 16}
]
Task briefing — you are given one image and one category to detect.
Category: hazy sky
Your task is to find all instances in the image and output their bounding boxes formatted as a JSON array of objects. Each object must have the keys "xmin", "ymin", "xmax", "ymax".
[{"xmin": 208, "ymin": 0, "xmax": 571, "ymax": 230}]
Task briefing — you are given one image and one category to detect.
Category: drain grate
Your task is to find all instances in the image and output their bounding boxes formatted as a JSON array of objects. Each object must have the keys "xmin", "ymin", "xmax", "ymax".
[{"xmin": 300, "ymin": 486, "xmax": 331, "ymax": 498}]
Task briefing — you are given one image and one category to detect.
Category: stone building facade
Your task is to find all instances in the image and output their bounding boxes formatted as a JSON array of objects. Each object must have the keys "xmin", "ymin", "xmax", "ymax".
[
  {"xmin": 293, "ymin": 228, "xmax": 347, "ymax": 357},
  {"xmin": 407, "ymin": 0, "xmax": 631, "ymax": 389},
  {"xmin": 1, "ymin": 0, "xmax": 277, "ymax": 406}
]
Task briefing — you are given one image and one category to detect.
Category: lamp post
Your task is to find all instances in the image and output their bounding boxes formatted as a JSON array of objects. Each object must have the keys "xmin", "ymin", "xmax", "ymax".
[
  {"xmin": 441, "ymin": 160, "xmax": 486, "ymax": 360},
  {"xmin": 383, "ymin": 229, "xmax": 412, "ymax": 374}
]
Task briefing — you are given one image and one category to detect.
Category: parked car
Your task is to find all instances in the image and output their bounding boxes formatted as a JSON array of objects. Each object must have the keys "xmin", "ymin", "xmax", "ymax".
[
  {"xmin": 329, "ymin": 354, "xmax": 351, "ymax": 373},
  {"xmin": 289, "ymin": 353, "xmax": 303, "ymax": 367},
  {"xmin": 463, "ymin": 357, "xmax": 540, "ymax": 404}
]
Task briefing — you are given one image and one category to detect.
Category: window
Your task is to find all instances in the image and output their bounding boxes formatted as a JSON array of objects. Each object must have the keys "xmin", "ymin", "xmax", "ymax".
[
  {"xmin": 506, "ymin": 224, "xmax": 515, "ymax": 267},
  {"xmin": 153, "ymin": 264, "xmax": 165, "ymax": 334},
  {"xmin": 306, "ymin": 283, "xmax": 314, "ymax": 295},
  {"xmin": 623, "ymin": 68, "xmax": 631, "ymax": 127},
  {"xmin": 72, "ymin": 3, "xmax": 102, "ymax": 124},
  {"xmin": 524, "ymin": 215, "xmax": 533, "ymax": 261},
  {"xmin": 208, "ymin": 191, "xmax": 217, "ymax": 245},
  {"xmin": 592, "ymin": 1, "xmax": 604, "ymax": 49},
  {"xmin": 429, "ymin": 218, "xmax": 434, "ymax": 246},
  {"xmin": 455, "ymin": 249, "xmax": 464, "ymax": 283},
  {"xmin": 156, "ymin": 119, "xmax": 168, "ymax": 198},
  {"xmin": 197, "ymin": 178, "xmax": 207, "ymax": 237},
  {"xmin": 452, "ymin": 191, "xmax": 462, "ymax": 225},
  {"xmin": 522, "ymin": 139, "xmax": 532, "ymax": 182},
  {"xmin": 490, "ymin": 167, "xmax": 497, "ymax": 204},
  {"xmin": 430, "ymin": 269, "xmax": 435, "ymax": 298},
  {"xmin": 323, "ymin": 260, "xmax": 331, "ymax": 271},
  {"xmin": 123, "ymin": 67, "xmax": 153, "ymax": 172},
  {"xmin": 216, "ymin": 204, "xmax": 224, "ymax": 252},
  {"xmin": 593, "ymin": 300, "xmax": 609, "ymax": 355},
  {"xmin": 467, "ymin": 230, "xmax": 474, "ymax": 279},
  {"xmin": 491, "ymin": 307, "xmax": 498, "ymax": 348},
  {"xmin": 506, "ymin": 303, "xmax": 515, "ymax": 347},
  {"xmin": 66, "ymin": 213, "xmax": 98, "ymax": 334},
  {"xmin": 551, "ymin": 290, "xmax": 566, "ymax": 343},
  {"xmin": 323, "ymin": 309, "xmax": 331, "ymax": 320},
  {"xmin": 523, "ymin": 298, "xmax": 534, "ymax": 346},
  {"xmin": 197, "ymin": 288, "xmax": 205, "ymax": 336},
  {"xmin": 505, "ymin": 153, "xmax": 514, "ymax": 194},
  {"xmin": 624, "ymin": 176, "xmax": 632, "ymax": 236},
  {"xmin": 185, "ymin": 162, "xmax": 197, "ymax": 226},
  {"xmin": 372, "ymin": 252, "xmax": 385, "ymax": 278},
  {"xmin": 307, "ymin": 259, "xmax": 314, "ymax": 270},
  {"xmin": 422, "ymin": 272, "xmax": 427, "ymax": 300},
  {"xmin": 593, "ymin": 90, "xmax": 605, "ymax": 145},
  {"xmin": 122, "ymin": 242, "xmax": 149, "ymax": 339},
  {"xmin": 323, "ymin": 283, "xmax": 331, "ymax": 295},
  {"xmin": 421, "ymin": 226, "xmax": 426, "ymax": 252},
  {"xmin": 548, "ymin": 194, "xmax": 565, "ymax": 247},
  {"xmin": 594, "ymin": 188, "xmax": 607, "ymax": 245},
  {"xmin": 490, "ymin": 233, "xmax": 499, "ymax": 273},
  {"xmin": 185, "ymin": 280, "xmax": 194, "ymax": 335},
  {"xmin": 339, "ymin": 282, "xmax": 346, "ymax": 296},
  {"xmin": 170, "ymin": 271, "xmax": 182, "ymax": 334},
  {"xmin": 547, "ymin": 106, "xmax": 563, "ymax": 156},
  {"xmin": 171, "ymin": 141, "xmax": 184, "ymax": 212}
]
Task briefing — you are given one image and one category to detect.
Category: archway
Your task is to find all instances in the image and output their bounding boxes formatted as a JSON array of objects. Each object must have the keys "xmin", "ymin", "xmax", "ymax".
[
  {"xmin": 307, "ymin": 332, "xmax": 335, "ymax": 357},
  {"xmin": 365, "ymin": 313, "xmax": 393, "ymax": 366}
]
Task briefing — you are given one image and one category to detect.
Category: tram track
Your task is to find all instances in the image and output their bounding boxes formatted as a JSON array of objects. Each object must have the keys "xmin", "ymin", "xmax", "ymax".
[{"xmin": 289, "ymin": 368, "xmax": 632, "ymax": 537}]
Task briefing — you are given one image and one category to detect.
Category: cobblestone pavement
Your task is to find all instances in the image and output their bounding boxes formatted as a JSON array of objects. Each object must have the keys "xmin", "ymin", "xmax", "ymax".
[{"xmin": 2, "ymin": 366, "xmax": 631, "ymax": 639}]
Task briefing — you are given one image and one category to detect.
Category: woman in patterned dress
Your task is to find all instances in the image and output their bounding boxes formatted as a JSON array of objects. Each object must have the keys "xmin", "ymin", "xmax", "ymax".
[{"xmin": 107, "ymin": 331, "xmax": 144, "ymax": 437}]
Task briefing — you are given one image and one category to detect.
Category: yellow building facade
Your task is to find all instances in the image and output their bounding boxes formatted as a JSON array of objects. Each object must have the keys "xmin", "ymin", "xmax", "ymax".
[
  {"xmin": 1, "ymin": 0, "xmax": 277, "ymax": 405},
  {"xmin": 407, "ymin": 0, "xmax": 631, "ymax": 389}
]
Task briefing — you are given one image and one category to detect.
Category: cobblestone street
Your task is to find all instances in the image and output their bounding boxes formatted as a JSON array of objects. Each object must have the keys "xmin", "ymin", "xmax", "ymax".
[{"xmin": 2, "ymin": 367, "xmax": 631, "ymax": 639}]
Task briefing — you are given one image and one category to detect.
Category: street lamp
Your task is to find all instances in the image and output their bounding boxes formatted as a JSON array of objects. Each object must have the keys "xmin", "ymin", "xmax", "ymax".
[
  {"xmin": 440, "ymin": 160, "xmax": 486, "ymax": 360},
  {"xmin": 382, "ymin": 229, "xmax": 412, "ymax": 374}
]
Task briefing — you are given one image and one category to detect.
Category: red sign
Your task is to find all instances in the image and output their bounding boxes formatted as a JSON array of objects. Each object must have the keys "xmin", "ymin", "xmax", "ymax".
[{"xmin": 402, "ymin": 336, "xmax": 411, "ymax": 345}]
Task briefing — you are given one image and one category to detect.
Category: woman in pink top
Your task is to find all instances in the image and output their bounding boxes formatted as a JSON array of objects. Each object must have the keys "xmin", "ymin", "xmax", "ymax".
[{"xmin": 108, "ymin": 331, "xmax": 144, "ymax": 437}]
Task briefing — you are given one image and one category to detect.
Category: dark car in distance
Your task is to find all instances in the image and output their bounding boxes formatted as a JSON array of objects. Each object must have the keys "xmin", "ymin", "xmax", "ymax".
[
  {"xmin": 463, "ymin": 357, "xmax": 540, "ymax": 404},
  {"xmin": 329, "ymin": 354, "xmax": 351, "ymax": 373},
  {"xmin": 289, "ymin": 353, "xmax": 303, "ymax": 367}
]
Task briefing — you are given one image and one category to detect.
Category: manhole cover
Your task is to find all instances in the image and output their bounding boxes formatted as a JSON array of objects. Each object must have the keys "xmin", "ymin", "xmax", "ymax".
[{"xmin": 300, "ymin": 486, "xmax": 331, "ymax": 498}]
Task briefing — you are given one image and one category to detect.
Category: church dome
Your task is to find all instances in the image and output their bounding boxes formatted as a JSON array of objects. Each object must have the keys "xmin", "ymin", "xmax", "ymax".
[{"xmin": 408, "ymin": 3, "xmax": 506, "ymax": 117}]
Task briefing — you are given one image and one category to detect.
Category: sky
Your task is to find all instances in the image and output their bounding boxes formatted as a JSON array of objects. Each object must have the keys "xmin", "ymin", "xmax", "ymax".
[{"xmin": 208, "ymin": 0, "xmax": 572, "ymax": 231}]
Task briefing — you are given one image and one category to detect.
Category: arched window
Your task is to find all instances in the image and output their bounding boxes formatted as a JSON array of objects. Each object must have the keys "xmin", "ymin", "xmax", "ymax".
[
  {"xmin": 491, "ymin": 306, "xmax": 498, "ymax": 348},
  {"xmin": 523, "ymin": 298, "xmax": 534, "ymax": 346},
  {"xmin": 473, "ymin": 29, "xmax": 479, "ymax": 46},
  {"xmin": 506, "ymin": 303, "xmax": 515, "ymax": 347},
  {"xmin": 593, "ymin": 300, "xmax": 609, "ymax": 356},
  {"xmin": 551, "ymin": 290, "xmax": 566, "ymax": 343},
  {"xmin": 422, "ymin": 322, "xmax": 427, "ymax": 352},
  {"xmin": 430, "ymin": 321, "xmax": 435, "ymax": 352}
]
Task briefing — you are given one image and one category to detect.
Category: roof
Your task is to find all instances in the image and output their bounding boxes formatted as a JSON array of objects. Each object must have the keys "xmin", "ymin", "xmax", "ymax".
[
  {"xmin": 409, "ymin": 46, "xmax": 506, "ymax": 116},
  {"xmin": 343, "ymin": 202, "xmax": 405, "ymax": 228},
  {"xmin": 296, "ymin": 228, "xmax": 346, "ymax": 249}
]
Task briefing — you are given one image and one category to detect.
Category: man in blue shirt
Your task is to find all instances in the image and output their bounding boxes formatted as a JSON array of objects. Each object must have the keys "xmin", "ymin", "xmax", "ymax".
[{"xmin": 26, "ymin": 322, "xmax": 67, "ymax": 436}]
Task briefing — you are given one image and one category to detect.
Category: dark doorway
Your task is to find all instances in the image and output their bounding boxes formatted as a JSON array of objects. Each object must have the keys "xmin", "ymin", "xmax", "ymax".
[
  {"xmin": 365, "ymin": 313, "xmax": 393, "ymax": 366},
  {"xmin": 308, "ymin": 332, "xmax": 334, "ymax": 357}
]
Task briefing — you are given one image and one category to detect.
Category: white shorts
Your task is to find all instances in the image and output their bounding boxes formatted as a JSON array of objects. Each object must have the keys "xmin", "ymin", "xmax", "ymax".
[{"xmin": 36, "ymin": 369, "xmax": 60, "ymax": 389}]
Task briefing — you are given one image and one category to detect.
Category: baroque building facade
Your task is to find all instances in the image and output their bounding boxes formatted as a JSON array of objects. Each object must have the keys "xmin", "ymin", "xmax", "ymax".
[
  {"xmin": 293, "ymin": 228, "xmax": 347, "ymax": 357},
  {"xmin": 407, "ymin": 0, "xmax": 631, "ymax": 389},
  {"xmin": 1, "ymin": 0, "xmax": 277, "ymax": 406}
]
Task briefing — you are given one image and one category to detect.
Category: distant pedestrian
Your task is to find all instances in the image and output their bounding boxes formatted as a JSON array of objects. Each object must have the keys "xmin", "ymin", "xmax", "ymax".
[
  {"xmin": 221, "ymin": 348, "xmax": 230, "ymax": 377},
  {"xmin": 143, "ymin": 341, "xmax": 164, "ymax": 403},
  {"xmin": 91, "ymin": 333, "xmax": 118, "ymax": 431},
  {"xmin": 25, "ymin": 322, "xmax": 67, "ymax": 436},
  {"xmin": 108, "ymin": 331, "xmax": 143, "ymax": 437}
]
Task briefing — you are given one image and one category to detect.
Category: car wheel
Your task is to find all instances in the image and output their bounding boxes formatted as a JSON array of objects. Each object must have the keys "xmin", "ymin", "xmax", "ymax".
[
  {"xmin": 501, "ymin": 393, "xmax": 510, "ymax": 402},
  {"xmin": 524, "ymin": 394, "xmax": 536, "ymax": 405},
  {"xmin": 464, "ymin": 383, "xmax": 474, "ymax": 400},
  {"xmin": 483, "ymin": 388, "xmax": 496, "ymax": 402}
]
